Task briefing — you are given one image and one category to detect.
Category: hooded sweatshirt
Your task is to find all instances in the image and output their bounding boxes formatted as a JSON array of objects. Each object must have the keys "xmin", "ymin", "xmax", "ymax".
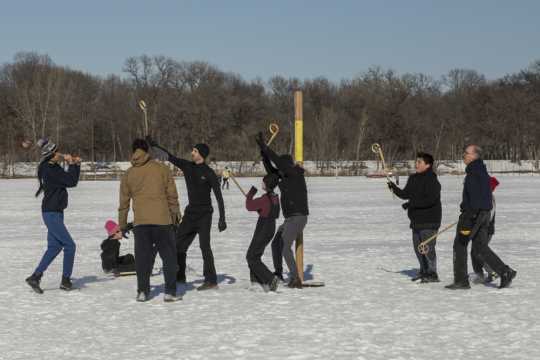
[{"xmin": 118, "ymin": 149, "xmax": 181, "ymax": 228}]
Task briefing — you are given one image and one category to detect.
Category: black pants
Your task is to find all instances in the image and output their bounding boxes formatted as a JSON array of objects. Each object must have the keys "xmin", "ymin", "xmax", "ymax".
[
  {"xmin": 246, "ymin": 218, "xmax": 276, "ymax": 284},
  {"xmin": 271, "ymin": 225, "xmax": 284, "ymax": 276},
  {"xmin": 453, "ymin": 211, "xmax": 506, "ymax": 284},
  {"xmin": 471, "ymin": 233, "xmax": 495, "ymax": 274},
  {"xmin": 222, "ymin": 178, "xmax": 229, "ymax": 190},
  {"xmin": 116, "ymin": 254, "xmax": 136, "ymax": 273},
  {"xmin": 134, "ymin": 225, "xmax": 177, "ymax": 295},
  {"xmin": 177, "ymin": 211, "xmax": 216, "ymax": 284}
]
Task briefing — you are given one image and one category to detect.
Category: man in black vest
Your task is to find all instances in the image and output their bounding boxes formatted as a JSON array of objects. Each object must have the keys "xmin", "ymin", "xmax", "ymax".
[
  {"xmin": 446, "ymin": 145, "xmax": 516, "ymax": 290},
  {"xmin": 388, "ymin": 152, "xmax": 441, "ymax": 283}
]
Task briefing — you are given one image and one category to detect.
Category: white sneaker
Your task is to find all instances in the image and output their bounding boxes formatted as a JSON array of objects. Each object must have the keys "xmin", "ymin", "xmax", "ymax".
[{"xmin": 164, "ymin": 294, "xmax": 182, "ymax": 302}]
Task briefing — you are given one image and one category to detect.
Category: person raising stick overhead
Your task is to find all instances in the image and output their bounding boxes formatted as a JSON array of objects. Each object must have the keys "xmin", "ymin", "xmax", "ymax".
[
  {"xmin": 146, "ymin": 136, "xmax": 227, "ymax": 291},
  {"xmin": 256, "ymin": 132, "xmax": 309, "ymax": 289}
]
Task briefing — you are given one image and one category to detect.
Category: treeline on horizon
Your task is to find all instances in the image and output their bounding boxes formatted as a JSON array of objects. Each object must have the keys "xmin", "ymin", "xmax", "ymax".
[{"xmin": 1, "ymin": 51, "xmax": 539, "ymax": 166}]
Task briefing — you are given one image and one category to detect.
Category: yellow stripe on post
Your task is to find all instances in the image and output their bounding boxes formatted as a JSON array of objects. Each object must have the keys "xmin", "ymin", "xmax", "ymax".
[{"xmin": 294, "ymin": 91, "xmax": 304, "ymax": 283}]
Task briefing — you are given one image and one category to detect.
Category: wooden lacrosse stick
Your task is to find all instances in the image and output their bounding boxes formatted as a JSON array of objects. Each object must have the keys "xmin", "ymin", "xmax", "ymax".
[
  {"xmin": 267, "ymin": 123, "xmax": 280, "ymax": 146},
  {"xmin": 229, "ymin": 172, "xmax": 247, "ymax": 196},
  {"xmin": 371, "ymin": 143, "xmax": 395, "ymax": 197},
  {"xmin": 418, "ymin": 221, "xmax": 458, "ymax": 255},
  {"xmin": 138, "ymin": 100, "xmax": 148, "ymax": 136}
]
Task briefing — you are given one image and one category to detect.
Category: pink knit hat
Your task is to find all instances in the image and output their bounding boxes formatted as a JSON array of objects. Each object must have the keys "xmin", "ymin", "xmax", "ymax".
[{"xmin": 105, "ymin": 220, "xmax": 120, "ymax": 236}]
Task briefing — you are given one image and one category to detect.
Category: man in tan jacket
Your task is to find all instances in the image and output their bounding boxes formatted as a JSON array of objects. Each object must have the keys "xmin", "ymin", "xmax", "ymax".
[{"xmin": 118, "ymin": 139, "xmax": 182, "ymax": 302}]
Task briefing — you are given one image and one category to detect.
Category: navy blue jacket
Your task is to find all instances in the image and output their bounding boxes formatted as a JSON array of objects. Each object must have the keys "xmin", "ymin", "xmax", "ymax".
[
  {"xmin": 38, "ymin": 162, "xmax": 80, "ymax": 212},
  {"xmin": 461, "ymin": 159, "xmax": 493, "ymax": 213}
]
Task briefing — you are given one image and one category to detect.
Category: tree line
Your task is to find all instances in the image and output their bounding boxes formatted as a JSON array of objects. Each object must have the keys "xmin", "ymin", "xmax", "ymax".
[{"xmin": 1, "ymin": 52, "xmax": 539, "ymax": 168}]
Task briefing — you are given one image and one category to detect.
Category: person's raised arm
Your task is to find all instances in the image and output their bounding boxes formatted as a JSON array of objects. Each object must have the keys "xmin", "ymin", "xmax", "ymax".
[
  {"xmin": 146, "ymin": 136, "xmax": 190, "ymax": 171},
  {"xmin": 388, "ymin": 178, "xmax": 411, "ymax": 200},
  {"xmin": 48, "ymin": 162, "xmax": 80, "ymax": 188}
]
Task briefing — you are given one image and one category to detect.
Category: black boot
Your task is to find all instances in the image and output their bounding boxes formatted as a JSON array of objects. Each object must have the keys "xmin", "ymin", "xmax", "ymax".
[
  {"xmin": 274, "ymin": 272, "xmax": 285, "ymax": 282},
  {"xmin": 421, "ymin": 273, "xmax": 440, "ymax": 283},
  {"xmin": 269, "ymin": 276, "xmax": 280, "ymax": 292},
  {"xmin": 445, "ymin": 282, "xmax": 471, "ymax": 290},
  {"xmin": 499, "ymin": 267, "xmax": 517, "ymax": 289},
  {"xmin": 60, "ymin": 276, "xmax": 74, "ymax": 291},
  {"xmin": 25, "ymin": 273, "xmax": 43, "ymax": 294}
]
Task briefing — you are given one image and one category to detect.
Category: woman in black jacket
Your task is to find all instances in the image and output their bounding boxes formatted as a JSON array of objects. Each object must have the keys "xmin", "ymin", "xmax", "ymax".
[{"xmin": 25, "ymin": 139, "xmax": 81, "ymax": 294}]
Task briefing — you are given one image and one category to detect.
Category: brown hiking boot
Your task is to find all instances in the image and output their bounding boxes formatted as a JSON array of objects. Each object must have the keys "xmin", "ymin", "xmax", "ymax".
[
  {"xmin": 287, "ymin": 278, "xmax": 303, "ymax": 289},
  {"xmin": 197, "ymin": 282, "xmax": 218, "ymax": 291}
]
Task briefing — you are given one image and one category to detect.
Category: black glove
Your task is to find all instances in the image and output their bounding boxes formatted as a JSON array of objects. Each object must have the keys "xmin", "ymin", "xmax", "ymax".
[
  {"xmin": 255, "ymin": 132, "xmax": 266, "ymax": 149},
  {"xmin": 387, "ymin": 181, "xmax": 398, "ymax": 192},
  {"xmin": 401, "ymin": 202, "xmax": 410, "ymax": 210},
  {"xmin": 458, "ymin": 210, "xmax": 476, "ymax": 236},
  {"xmin": 145, "ymin": 135, "xmax": 158, "ymax": 147},
  {"xmin": 122, "ymin": 222, "xmax": 134, "ymax": 238},
  {"xmin": 247, "ymin": 186, "xmax": 258, "ymax": 198},
  {"xmin": 218, "ymin": 218, "xmax": 227, "ymax": 232}
]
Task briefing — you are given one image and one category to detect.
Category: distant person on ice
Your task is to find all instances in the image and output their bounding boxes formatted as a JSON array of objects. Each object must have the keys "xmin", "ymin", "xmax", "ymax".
[
  {"xmin": 101, "ymin": 220, "xmax": 135, "ymax": 274},
  {"xmin": 222, "ymin": 167, "xmax": 231, "ymax": 190},
  {"xmin": 446, "ymin": 145, "xmax": 516, "ymax": 290},
  {"xmin": 256, "ymin": 132, "xmax": 309, "ymax": 288},
  {"xmin": 388, "ymin": 152, "xmax": 442, "ymax": 283},
  {"xmin": 25, "ymin": 139, "xmax": 81, "ymax": 294},
  {"xmin": 118, "ymin": 139, "xmax": 182, "ymax": 302},
  {"xmin": 471, "ymin": 176, "xmax": 500, "ymax": 284},
  {"xmin": 245, "ymin": 173, "xmax": 281, "ymax": 292},
  {"xmin": 146, "ymin": 136, "xmax": 227, "ymax": 291}
]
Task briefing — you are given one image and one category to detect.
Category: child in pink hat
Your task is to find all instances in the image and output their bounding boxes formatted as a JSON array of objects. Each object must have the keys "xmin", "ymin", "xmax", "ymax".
[{"xmin": 100, "ymin": 220, "xmax": 135, "ymax": 274}]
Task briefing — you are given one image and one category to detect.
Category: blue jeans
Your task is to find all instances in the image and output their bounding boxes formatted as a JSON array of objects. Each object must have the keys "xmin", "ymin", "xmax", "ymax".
[{"xmin": 35, "ymin": 212, "xmax": 77, "ymax": 278}]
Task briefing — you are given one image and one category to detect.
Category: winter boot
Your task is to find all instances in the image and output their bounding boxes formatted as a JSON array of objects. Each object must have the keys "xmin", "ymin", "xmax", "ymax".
[
  {"xmin": 25, "ymin": 273, "xmax": 43, "ymax": 294},
  {"xmin": 287, "ymin": 277, "xmax": 303, "ymax": 289},
  {"xmin": 421, "ymin": 273, "xmax": 440, "ymax": 283},
  {"xmin": 499, "ymin": 267, "xmax": 517, "ymax": 289},
  {"xmin": 274, "ymin": 272, "xmax": 285, "ymax": 282},
  {"xmin": 269, "ymin": 276, "xmax": 280, "ymax": 292},
  {"xmin": 197, "ymin": 282, "xmax": 218, "ymax": 291},
  {"xmin": 60, "ymin": 276, "xmax": 74, "ymax": 291},
  {"xmin": 445, "ymin": 282, "xmax": 471, "ymax": 290}
]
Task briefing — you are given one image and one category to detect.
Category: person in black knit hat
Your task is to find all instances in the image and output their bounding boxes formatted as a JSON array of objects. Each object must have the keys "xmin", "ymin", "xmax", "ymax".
[
  {"xmin": 146, "ymin": 137, "xmax": 227, "ymax": 291},
  {"xmin": 245, "ymin": 173, "xmax": 281, "ymax": 292}
]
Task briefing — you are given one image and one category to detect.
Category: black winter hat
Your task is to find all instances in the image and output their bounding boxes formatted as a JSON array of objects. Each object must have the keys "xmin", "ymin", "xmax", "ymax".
[
  {"xmin": 194, "ymin": 143, "xmax": 210, "ymax": 159},
  {"xmin": 263, "ymin": 173, "xmax": 280, "ymax": 191}
]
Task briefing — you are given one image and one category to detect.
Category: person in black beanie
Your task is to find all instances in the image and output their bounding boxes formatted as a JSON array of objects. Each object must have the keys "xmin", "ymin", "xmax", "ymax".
[
  {"xmin": 388, "ymin": 152, "xmax": 442, "ymax": 283},
  {"xmin": 146, "ymin": 137, "xmax": 227, "ymax": 291},
  {"xmin": 256, "ymin": 132, "xmax": 309, "ymax": 288}
]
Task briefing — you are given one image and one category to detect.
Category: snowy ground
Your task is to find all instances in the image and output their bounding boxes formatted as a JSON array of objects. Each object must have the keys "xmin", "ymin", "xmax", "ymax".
[{"xmin": 1, "ymin": 176, "xmax": 539, "ymax": 360}]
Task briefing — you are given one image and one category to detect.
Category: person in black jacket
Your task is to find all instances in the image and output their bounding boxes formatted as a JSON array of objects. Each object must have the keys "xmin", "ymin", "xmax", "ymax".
[
  {"xmin": 388, "ymin": 152, "xmax": 442, "ymax": 283},
  {"xmin": 446, "ymin": 145, "xmax": 516, "ymax": 290},
  {"xmin": 25, "ymin": 139, "xmax": 81, "ymax": 294},
  {"xmin": 256, "ymin": 132, "xmax": 308, "ymax": 288},
  {"xmin": 101, "ymin": 220, "xmax": 136, "ymax": 274},
  {"xmin": 147, "ymin": 137, "xmax": 227, "ymax": 291}
]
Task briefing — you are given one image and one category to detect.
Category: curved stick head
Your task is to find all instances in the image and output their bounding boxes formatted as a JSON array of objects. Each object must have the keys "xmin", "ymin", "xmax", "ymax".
[
  {"xmin": 138, "ymin": 100, "xmax": 147, "ymax": 112},
  {"xmin": 371, "ymin": 143, "xmax": 381, "ymax": 154},
  {"xmin": 418, "ymin": 243, "xmax": 430, "ymax": 255},
  {"xmin": 269, "ymin": 123, "xmax": 279, "ymax": 135}
]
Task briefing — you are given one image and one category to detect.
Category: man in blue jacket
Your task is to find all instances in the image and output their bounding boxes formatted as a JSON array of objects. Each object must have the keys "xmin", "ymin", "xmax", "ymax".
[{"xmin": 446, "ymin": 145, "xmax": 516, "ymax": 290}]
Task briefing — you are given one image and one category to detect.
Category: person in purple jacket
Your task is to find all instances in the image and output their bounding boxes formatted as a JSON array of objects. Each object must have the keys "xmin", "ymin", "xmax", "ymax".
[{"xmin": 245, "ymin": 174, "xmax": 281, "ymax": 292}]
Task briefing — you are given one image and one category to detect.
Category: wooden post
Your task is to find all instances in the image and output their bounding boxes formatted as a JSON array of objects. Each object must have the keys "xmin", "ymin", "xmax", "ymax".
[{"xmin": 294, "ymin": 91, "xmax": 304, "ymax": 282}]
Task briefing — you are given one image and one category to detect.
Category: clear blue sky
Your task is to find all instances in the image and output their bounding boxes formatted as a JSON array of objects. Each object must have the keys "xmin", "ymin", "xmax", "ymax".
[{"xmin": 1, "ymin": 0, "xmax": 539, "ymax": 81}]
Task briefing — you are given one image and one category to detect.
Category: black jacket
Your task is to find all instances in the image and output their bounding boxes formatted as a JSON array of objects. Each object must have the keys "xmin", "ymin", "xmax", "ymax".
[
  {"xmin": 261, "ymin": 149, "xmax": 309, "ymax": 218},
  {"xmin": 392, "ymin": 168, "xmax": 441, "ymax": 230},
  {"xmin": 461, "ymin": 159, "xmax": 493, "ymax": 212},
  {"xmin": 38, "ymin": 161, "xmax": 80, "ymax": 212},
  {"xmin": 167, "ymin": 155, "xmax": 225, "ymax": 220}
]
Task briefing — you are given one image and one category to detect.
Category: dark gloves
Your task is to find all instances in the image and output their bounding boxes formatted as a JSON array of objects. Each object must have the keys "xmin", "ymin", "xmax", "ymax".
[
  {"xmin": 218, "ymin": 217, "xmax": 227, "ymax": 232},
  {"xmin": 387, "ymin": 181, "xmax": 398, "ymax": 193},
  {"xmin": 122, "ymin": 222, "xmax": 134, "ymax": 238},
  {"xmin": 458, "ymin": 210, "xmax": 476, "ymax": 236},
  {"xmin": 145, "ymin": 135, "xmax": 158, "ymax": 147},
  {"xmin": 247, "ymin": 186, "xmax": 258, "ymax": 198},
  {"xmin": 402, "ymin": 202, "xmax": 410, "ymax": 210},
  {"xmin": 255, "ymin": 132, "xmax": 266, "ymax": 149}
]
